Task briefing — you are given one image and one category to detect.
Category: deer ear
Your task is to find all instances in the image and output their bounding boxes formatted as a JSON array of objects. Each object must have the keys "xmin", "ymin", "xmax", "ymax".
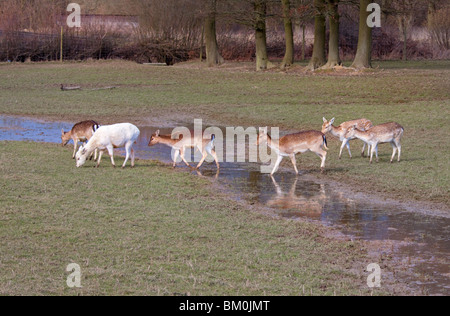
[
  {"xmin": 155, "ymin": 130, "xmax": 160, "ymax": 137},
  {"xmin": 330, "ymin": 118, "xmax": 335, "ymax": 124},
  {"xmin": 323, "ymin": 117, "xmax": 327, "ymax": 123},
  {"xmin": 61, "ymin": 129, "xmax": 65, "ymax": 135}
]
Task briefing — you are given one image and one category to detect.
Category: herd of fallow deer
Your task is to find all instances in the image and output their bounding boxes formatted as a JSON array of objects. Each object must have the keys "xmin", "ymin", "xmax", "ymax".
[{"xmin": 61, "ymin": 117, "xmax": 404, "ymax": 174}]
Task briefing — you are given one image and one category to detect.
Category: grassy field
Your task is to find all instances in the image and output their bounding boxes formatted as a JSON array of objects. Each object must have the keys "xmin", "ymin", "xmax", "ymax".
[
  {"xmin": 0, "ymin": 141, "xmax": 376, "ymax": 296},
  {"xmin": 0, "ymin": 60, "xmax": 448, "ymax": 205}
]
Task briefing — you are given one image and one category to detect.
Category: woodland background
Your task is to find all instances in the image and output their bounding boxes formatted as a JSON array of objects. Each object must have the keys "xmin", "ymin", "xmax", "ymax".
[{"xmin": 0, "ymin": 0, "xmax": 449, "ymax": 69}]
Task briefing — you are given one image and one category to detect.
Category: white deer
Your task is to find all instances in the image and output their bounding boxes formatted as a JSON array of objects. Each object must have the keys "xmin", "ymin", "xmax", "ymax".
[
  {"xmin": 344, "ymin": 122, "xmax": 404, "ymax": 164},
  {"xmin": 76, "ymin": 123, "xmax": 140, "ymax": 168}
]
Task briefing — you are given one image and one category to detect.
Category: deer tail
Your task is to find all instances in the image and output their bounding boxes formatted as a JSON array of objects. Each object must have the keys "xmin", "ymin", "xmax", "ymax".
[{"xmin": 323, "ymin": 134, "xmax": 329, "ymax": 150}]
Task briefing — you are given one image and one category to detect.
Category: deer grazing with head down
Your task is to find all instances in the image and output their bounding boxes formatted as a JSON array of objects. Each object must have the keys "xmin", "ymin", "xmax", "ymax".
[
  {"xmin": 148, "ymin": 130, "xmax": 219, "ymax": 170},
  {"xmin": 61, "ymin": 120, "xmax": 100, "ymax": 160},
  {"xmin": 257, "ymin": 127, "xmax": 328, "ymax": 176},
  {"xmin": 76, "ymin": 123, "xmax": 140, "ymax": 169},
  {"xmin": 344, "ymin": 122, "xmax": 404, "ymax": 164},
  {"xmin": 321, "ymin": 117, "xmax": 373, "ymax": 159}
]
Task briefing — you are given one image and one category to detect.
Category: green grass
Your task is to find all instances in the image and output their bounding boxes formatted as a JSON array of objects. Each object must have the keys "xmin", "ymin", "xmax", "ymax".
[
  {"xmin": 0, "ymin": 59, "xmax": 448, "ymax": 205},
  {"xmin": 0, "ymin": 141, "xmax": 374, "ymax": 296}
]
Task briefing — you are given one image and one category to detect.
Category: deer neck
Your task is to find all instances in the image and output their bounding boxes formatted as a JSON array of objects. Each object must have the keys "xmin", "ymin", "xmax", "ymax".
[
  {"xmin": 62, "ymin": 132, "xmax": 72, "ymax": 143},
  {"xmin": 331, "ymin": 125, "xmax": 343, "ymax": 137},
  {"xmin": 84, "ymin": 139, "xmax": 98, "ymax": 155},
  {"xmin": 266, "ymin": 134, "xmax": 280, "ymax": 152},
  {"xmin": 64, "ymin": 130, "xmax": 73, "ymax": 139}
]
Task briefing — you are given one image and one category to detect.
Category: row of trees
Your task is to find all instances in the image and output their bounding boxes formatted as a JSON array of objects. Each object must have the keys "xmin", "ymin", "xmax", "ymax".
[
  {"xmin": 1, "ymin": 0, "xmax": 449, "ymax": 66},
  {"xmin": 200, "ymin": 0, "xmax": 449, "ymax": 70}
]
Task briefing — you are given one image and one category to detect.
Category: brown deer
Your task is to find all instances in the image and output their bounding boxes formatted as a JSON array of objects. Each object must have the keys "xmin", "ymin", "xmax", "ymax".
[
  {"xmin": 62, "ymin": 120, "xmax": 99, "ymax": 160},
  {"xmin": 257, "ymin": 127, "xmax": 328, "ymax": 175},
  {"xmin": 148, "ymin": 130, "xmax": 220, "ymax": 170},
  {"xmin": 344, "ymin": 122, "xmax": 404, "ymax": 164},
  {"xmin": 322, "ymin": 117, "xmax": 373, "ymax": 159}
]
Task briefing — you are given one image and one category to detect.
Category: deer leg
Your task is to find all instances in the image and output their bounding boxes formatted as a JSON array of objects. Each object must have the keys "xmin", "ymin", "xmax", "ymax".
[
  {"xmin": 211, "ymin": 150, "xmax": 220, "ymax": 169},
  {"xmin": 339, "ymin": 140, "xmax": 347, "ymax": 160},
  {"xmin": 122, "ymin": 143, "xmax": 132, "ymax": 168},
  {"xmin": 179, "ymin": 148, "xmax": 192, "ymax": 168},
  {"xmin": 390, "ymin": 143, "xmax": 397, "ymax": 163},
  {"xmin": 362, "ymin": 142, "xmax": 371, "ymax": 158},
  {"xmin": 205, "ymin": 144, "xmax": 220, "ymax": 169},
  {"xmin": 370, "ymin": 146, "xmax": 375, "ymax": 164},
  {"xmin": 339, "ymin": 139, "xmax": 351, "ymax": 159},
  {"xmin": 131, "ymin": 148, "xmax": 135, "ymax": 168},
  {"xmin": 317, "ymin": 150, "xmax": 327, "ymax": 173},
  {"xmin": 172, "ymin": 150, "xmax": 180, "ymax": 168},
  {"xmin": 106, "ymin": 145, "xmax": 116, "ymax": 168},
  {"xmin": 271, "ymin": 155, "xmax": 283, "ymax": 176},
  {"xmin": 270, "ymin": 175, "xmax": 283, "ymax": 195},
  {"xmin": 93, "ymin": 148, "xmax": 98, "ymax": 162},
  {"xmin": 72, "ymin": 139, "xmax": 78, "ymax": 159},
  {"xmin": 196, "ymin": 151, "xmax": 208, "ymax": 170},
  {"xmin": 96, "ymin": 150, "xmax": 104, "ymax": 168},
  {"xmin": 289, "ymin": 154, "xmax": 299, "ymax": 175},
  {"xmin": 346, "ymin": 141, "xmax": 352, "ymax": 159}
]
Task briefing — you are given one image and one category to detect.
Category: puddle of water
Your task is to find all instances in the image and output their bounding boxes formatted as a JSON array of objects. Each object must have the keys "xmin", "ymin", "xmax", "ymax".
[
  {"xmin": 0, "ymin": 116, "xmax": 73, "ymax": 144},
  {"xmin": 1, "ymin": 116, "xmax": 449, "ymax": 295}
]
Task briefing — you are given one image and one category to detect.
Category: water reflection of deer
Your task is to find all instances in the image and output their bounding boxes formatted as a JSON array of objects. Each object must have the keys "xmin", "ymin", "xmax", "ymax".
[
  {"xmin": 194, "ymin": 168, "xmax": 220, "ymax": 180},
  {"xmin": 266, "ymin": 176, "xmax": 328, "ymax": 219}
]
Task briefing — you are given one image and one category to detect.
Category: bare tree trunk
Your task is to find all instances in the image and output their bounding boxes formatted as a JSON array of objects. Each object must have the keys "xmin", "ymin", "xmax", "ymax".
[
  {"xmin": 428, "ymin": 0, "xmax": 437, "ymax": 25},
  {"xmin": 402, "ymin": 18, "xmax": 408, "ymax": 61},
  {"xmin": 321, "ymin": 0, "xmax": 341, "ymax": 69},
  {"xmin": 254, "ymin": 0, "xmax": 273, "ymax": 71},
  {"xmin": 351, "ymin": 0, "xmax": 372, "ymax": 69},
  {"xmin": 308, "ymin": 0, "xmax": 326, "ymax": 70},
  {"xmin": 200, "ymin": 25, "xmax": 204, "ymax": 62},
  {"xmin": 205, "ymin": 0, "xmax": 224, "ymax": 67},
  {"xmin": 427, "ymin": 1, "xmax": 434, "ymax": 50},
  {"xmin": 281, "ymin": 0, "xmax": 294, "ymax": 69},
  {"xmin": 302, "ymin": 24, "xmax": 306, "ymax": 61}
]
